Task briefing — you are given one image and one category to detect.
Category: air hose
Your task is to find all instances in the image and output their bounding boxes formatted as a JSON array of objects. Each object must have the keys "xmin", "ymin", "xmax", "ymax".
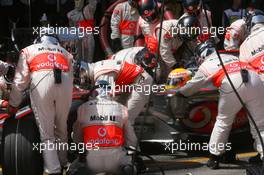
[{"xmin": 131, "ymin": 1, "xmax": 167, "ymax": 174}]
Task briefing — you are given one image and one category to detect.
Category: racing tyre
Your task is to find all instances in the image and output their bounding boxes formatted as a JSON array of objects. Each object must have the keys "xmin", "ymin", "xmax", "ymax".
[
  {"xmin": 246, "ymin": 165, "xmax": 264, "ymax": 175},
  {"xmin": 2, "ymin": 115, "xmax": 43, "ymax": 175}
]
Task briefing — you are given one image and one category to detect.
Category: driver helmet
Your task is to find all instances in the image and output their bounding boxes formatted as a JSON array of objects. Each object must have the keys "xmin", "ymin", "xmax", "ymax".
[{"xmin": 165, "ymin": 68, "xmax": 192, "ymax": 90}]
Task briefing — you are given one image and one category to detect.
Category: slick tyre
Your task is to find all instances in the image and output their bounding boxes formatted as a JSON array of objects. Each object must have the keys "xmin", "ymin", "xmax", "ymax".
[
  {"xmin": 2, "ymin": 115, "xmax": 43, "ymax": 175},
  {"xmin": 246, "ymin": 165, "xmax": 264, "ymax": 175}
]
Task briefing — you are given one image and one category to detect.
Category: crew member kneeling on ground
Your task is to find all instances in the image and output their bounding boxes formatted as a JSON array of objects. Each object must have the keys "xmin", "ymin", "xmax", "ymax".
[
  {"xmin": 8, "ymin": 34, "xmax": 74, "ymax": 175},
  {"xmin": 176, "ymin": 40, "xmax": 264, "ymax": 169},
  {"xmin": 69, "ymin": 80, "xmax": 137, "ymax": 175}
]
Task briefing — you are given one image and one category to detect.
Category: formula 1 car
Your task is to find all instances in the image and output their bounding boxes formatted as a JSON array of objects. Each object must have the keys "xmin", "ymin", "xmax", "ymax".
[
  {"xmin": 164, "ymin": 50, "xmax": 249, "ymax": 139},
  {"xmin": 165, "ymin": 67, "xmax": 248, "ymax": 135},
  {"xmin": 134, "ymin": 51, "xmax": 251, "ymax": 155}
]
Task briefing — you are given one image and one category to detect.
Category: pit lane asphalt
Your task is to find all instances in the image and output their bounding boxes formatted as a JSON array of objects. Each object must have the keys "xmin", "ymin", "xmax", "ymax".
[
  {"xmin": 141, "ymin": 152, "xmax": 257, "ymax": 175},
  {"xmin": 0, "ymin": 152, "xmax": 257, "ymax": 175}
]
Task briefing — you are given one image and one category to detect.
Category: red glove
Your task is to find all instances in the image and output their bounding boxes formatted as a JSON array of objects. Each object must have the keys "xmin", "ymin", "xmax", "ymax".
[
  {"xmin": 7, "ymin": 105, "xmax": 18, "ymax": 117},
  {"xmin": 145, "ymin": 36, "xmax": 158, "ymax": 54}
]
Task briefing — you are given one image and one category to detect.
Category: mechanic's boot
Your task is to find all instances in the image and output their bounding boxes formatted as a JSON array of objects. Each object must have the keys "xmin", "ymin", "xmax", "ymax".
[
  {"xmin": 222, "ymin": 150, "xmax": 237, "ymax": 163},
  {"xmin": 249, "ymin": 154, "xmax": 262, "ymax": 164},
  {"xmin": 207, "ymin": 154, "xmax": 220, "ymax": 169},
  {"xmin": 135, "ymin": 156, "xmax": 146, "ymax": 173},
  {"xmin": 121, "ymin": 164, "xmax": 136, "ymax": 175}
]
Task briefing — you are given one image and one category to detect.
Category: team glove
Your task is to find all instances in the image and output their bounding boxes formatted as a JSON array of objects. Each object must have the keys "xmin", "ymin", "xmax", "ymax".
[
  {"xmin": 7, "ymin": 105, "xmax": 18, "ymax": 117},
  {"xmin": 66, "ymin": 157, "xmax": 87, "ymax": 175},
  {"xmin": 175, "ymin": 90, "xmax": 187, "ymax": 98},
  {"xmin": 6, "ymin": 64, "xmax": 16, "ymax": 82},
  {"xmin": 112, "ymin": 38, "xmax": 122, "ymax": 53}
]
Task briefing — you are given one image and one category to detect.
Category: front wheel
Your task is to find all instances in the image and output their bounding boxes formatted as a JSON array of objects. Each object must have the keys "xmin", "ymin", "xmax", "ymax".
[{"xmin": 2, "ymin": 114, "xmax": 43, "ymax": 175}]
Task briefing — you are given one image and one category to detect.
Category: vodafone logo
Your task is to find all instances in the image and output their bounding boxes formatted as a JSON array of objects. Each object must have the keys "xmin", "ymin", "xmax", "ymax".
[
  {"xmin": 182, "ymin": 106, "xmax": 212, "ymax": 129},
  {"xmin": 260, "ymin": 56, "xmax": 264, "ymax": 65},
  {"xmin": 47, "ymin": 54, "xmax": 56, "ymax": 62},
  {"xmin": 98, "ymin": 128, "xmax": 107, "ymax": 137},
  {"xmin": 129, "ymin": 23, "xmax": 136, "ymax": 29},
  {"xmin": 144, "ymin": 10, "xmax": 149, "ymax": 15}
]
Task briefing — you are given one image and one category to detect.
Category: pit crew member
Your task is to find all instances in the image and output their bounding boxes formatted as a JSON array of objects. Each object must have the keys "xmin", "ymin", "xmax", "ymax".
[
  {"xmin": 177, "ymin": 41, "xmax": 264, "ymax": 169},
  {"xmin": 67, "ymin": 0, "xmax": 98, "ymax": 63},
  {"xmin": 111, "ymin": 0, "xmax": 139, "ymax": 51},
  {"xmin": 8, "ymin": 34, "xmax": 74, "ymax": 175}
]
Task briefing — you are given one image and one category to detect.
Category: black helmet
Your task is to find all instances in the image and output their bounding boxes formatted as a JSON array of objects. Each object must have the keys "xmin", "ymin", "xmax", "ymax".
[
  {"xmin": 245, "ymin": 9, "xmax": 264, "ymax": 32},
  {"xmin": 138, "ymin": 0, "xmax": 159, "ymax": 23},
  {"xmin": 128, "ymin": 0, "xmax": 138, "ymax": 8},
  {"xmin": 182, "ymin": 0, "xmax": 201, "ymax": 13},
  {"xmin": 195, "ymin": 39, "xmax": 216, "ymax": 62},
  {"xmin": 177, "ymin": 15, "xmax": 200, "ymax": 41},
  {"xmin": 248, "ymin": 0, "xmax": 258, "ymax": 9},
  {"xmin": 135, "ymin": 47, "xmax": 157, "ymax": 76}
]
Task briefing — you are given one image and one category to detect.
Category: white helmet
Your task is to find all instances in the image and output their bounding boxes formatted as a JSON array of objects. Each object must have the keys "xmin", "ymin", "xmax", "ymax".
[
  {"xmin": 95, "ymin": 80, "xmax": 112, "ymax": 99},
  {"xmin": 245, "ymin": 9, "xmax": 264, "ymax": 32},
  {"xmin": 34, "ymin": 27, "xmax": 60, "ymax": 45},
  {"xmin": 39, "ymin": 35, "xmax": 59, "ymax": 45},
  {"xmin": 195, "ymin": 40, "xmax": 216, "ymax": 64},
  {"xmin": 75, "ymin": 0, "xmax": 86, "ymax": 11},
  {"xmin": 75, "ymin": 61, "xmax": 93, "ymax": 88}
]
